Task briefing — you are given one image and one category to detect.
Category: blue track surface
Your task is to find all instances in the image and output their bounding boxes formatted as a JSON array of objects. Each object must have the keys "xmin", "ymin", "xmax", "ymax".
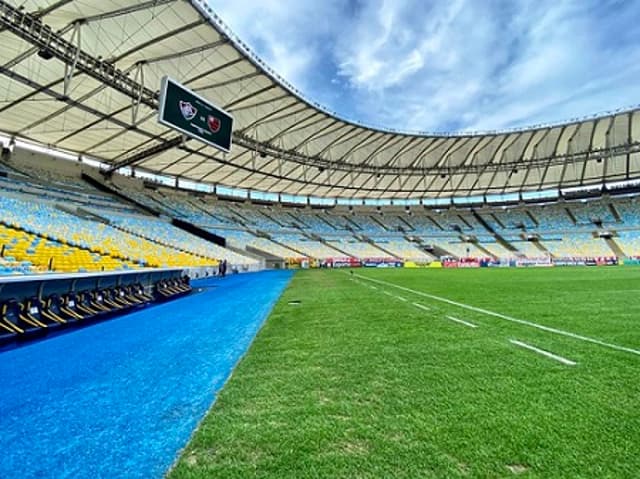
[{"xmin": 0, "ymin": 270, "xmax": 293, "ymax": 478}]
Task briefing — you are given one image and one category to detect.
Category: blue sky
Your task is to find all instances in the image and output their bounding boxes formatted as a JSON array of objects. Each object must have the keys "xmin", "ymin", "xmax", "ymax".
[{"xmin": 208, "ymin": 0, "xmax": 640, "ymax": 133}]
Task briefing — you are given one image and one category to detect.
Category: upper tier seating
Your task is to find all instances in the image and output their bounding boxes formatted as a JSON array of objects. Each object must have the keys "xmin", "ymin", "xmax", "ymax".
[
  {"xmin": 568, "ymin": 200, "xmax": 617, "ymax": 225},
  {"xmin": 612, "ymin": 198, "xmax": 640, "ymax": 226},
  {"xmin": 347, "ymin": 214, "xmax": 388, "ymax": 234},
  {"xmin": 528, "ymin": 204, "xmax": 575, "ymax": 230}
]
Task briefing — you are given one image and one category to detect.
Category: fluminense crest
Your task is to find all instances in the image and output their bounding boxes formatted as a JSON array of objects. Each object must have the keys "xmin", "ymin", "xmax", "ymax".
[{"xmin": 179, "ymin": 100, "xmax": 197, "ymax": 121}]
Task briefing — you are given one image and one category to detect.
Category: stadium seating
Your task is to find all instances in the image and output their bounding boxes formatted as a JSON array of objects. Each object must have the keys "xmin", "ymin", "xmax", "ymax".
[
  {"xmin": 270, "ymin": 233, "xmax": 345, "ymax": 259},
  {"xmin": 615, "ymin": 231, "xmax": 640, "ymax": 256},
  {"xmin": 612, "ymin": 198, "xmax": 640, "ymax": 226},
  {"xmin": 372, "ymin": 237, "xmax": 433, "ymax": 261},
  {"xmin": 207, "ymin": 228, "xmax": 302, "ymax": 258},
  {"xmin": 0, "ymin": 223, "xmax": 130, "ymax": 274},
  {"xmin": 325, "ymin": 237, "xmax": 391, "ymax": 258},
  {"xmin": 529, "ymin": 204, "xmax": 575, "ymax": 230},
  {"xmin": 104, "ymin": 212, "xmax": 256, "ymax": 266},
  {"xmin": 508, "ymin": 239, "xmax": 546, "ymax": 258},
  {"xmin": 2, "ymin": 161, "xmax": 640, "ymax": 267},
  {"xmin": 568, "ymin": 200, "xmax": 616, "ymax": 225},
  {"xmin": 542, "ymin": 233, "xmax": 612, "ymax": 258}
]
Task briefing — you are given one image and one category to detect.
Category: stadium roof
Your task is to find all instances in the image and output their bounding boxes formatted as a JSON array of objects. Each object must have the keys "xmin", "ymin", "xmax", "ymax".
[{"xmin": 1, "ymin": 0, "xmax": 639, "ymax": 199}]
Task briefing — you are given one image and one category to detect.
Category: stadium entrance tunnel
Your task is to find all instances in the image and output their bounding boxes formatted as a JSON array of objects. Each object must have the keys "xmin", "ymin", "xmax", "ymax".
[{"xmin": 0, "ymin": 268, "xmax": 192, "ymax": 350}]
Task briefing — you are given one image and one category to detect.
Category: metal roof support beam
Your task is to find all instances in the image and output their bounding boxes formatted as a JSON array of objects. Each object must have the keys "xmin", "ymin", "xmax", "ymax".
[
  {"xmin": 334, "ymin": 130, "xmax": 380, "ymax": 163},
  {"xmin": 470, "ymin": 135, "xmax": 510, "ymax": 193},
  {"xmin": 0, "ymin": 65, "xmax": 150, "ymax": 141},
  {"xmin": 83, "ymin": 0, "xmax": 178, "ymax": 25},
  {"xmin": 16, "ymin": 61, "xmax": 139, "ymax": 136},
  {"xmin": 196, "ymin": 150, "xmax": 250, "ymax": 181},
  {"xmin": 267, "ymin": 112, "xmax": 325, "ymax": 143},
  {"xmin": 2, "ymin": 0, "xmax": 171, "ymax": 69},
  {"xmin": 63, "ymin": 22, "xmax": 81, "ymax": 97},
  {"xmin": 368, "ymin": 135, "xmax": 413, "ymax": 165},
  {"xmin": 194, "ymin": 71, "xmax": 262, "ymax": 94},
  {"xmin": 384, "ymin": 136, "xmax": 425, "ymax": 168},
  {"xmin": 131, "ymin": 62, "xmax": 145, "ymax": 124},
  {"xmin": 143, "ymin": 39, "xmax": 226, "ymax": 64},
  {"xmin": 520, "ymin": 129, "xmax": 551, "ymax": 190},
  {"xmin": 627, "ymin": 111, "xmax": 633, "ymax": 179},
  {"xmin": 0, "ymin": 2, "xmax": 160, "ymax": 106},
  {"xmin": 238, "ymin": 99, "xmax": 300, "ymax": 133},
  {"xmin": 107, "ymin": 136, "xmax": 186, "ymax": 173},
  {"xmin": 482, "ymin": 136, "xmax": 519, "ymax": 195},
  {"xmin": 539, "ymin": 124, "xmax": 568, "ymax": 189},
  {"xmin": 600, "ymin": 117, "xmax": 615, "ymax": 186},
  {"xmin": 225, "ymin": 85, "xmax": 281, "ymax": 111},
  {"xmin": 155, "ymin": 149, "xmax": 201, "ymax": 173},
  {"xmin": 77, "ymin": 57, "xmax": 248, "ymax": 153},
  {"xmin": 357, "ymin": 134, "xmax": 401, "ymax": 167},
  {"xmin": 112, "ymin": 19, "xmax": 204, "ymax": 63},
  {"xmin": 291, "ymin": 120, "xmax": 344, "ymax": 151}
]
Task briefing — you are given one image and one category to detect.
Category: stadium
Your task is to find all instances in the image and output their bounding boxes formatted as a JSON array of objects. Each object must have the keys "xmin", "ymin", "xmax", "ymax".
[{"xmin": 0, "ymin": 1, "xmax": 639, "ymax": 478}]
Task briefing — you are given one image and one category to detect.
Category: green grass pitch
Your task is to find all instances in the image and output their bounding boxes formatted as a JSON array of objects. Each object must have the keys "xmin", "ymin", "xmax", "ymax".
[{"xmin": 169, "ymin": 267, "xmax": 640, "ymax": 478}]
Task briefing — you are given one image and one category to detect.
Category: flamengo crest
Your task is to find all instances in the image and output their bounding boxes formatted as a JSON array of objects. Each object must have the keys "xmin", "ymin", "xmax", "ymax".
[{"xmin": 207, "ymin": 115, "xmax": 221, "ymax": 133}]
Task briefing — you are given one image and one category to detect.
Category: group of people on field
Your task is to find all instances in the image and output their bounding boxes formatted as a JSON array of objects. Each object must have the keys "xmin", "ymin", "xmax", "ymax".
[{"xmin": 218, "ymin": 259, "xmax": 228, "ymax": 277}]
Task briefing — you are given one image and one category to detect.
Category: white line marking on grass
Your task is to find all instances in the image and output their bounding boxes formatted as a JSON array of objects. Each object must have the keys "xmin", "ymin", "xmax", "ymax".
[
  {"xmin": 445, "ymin": 315, "xmax": 478, "ymax": 328},
  {"xmin": 412, "ymin": 303, "xmax": 431, "ymax": 311},
  {"xmin": 510, "ymin": 340, "xmax": 577, "ymax": 366},
  {"xmin": 396, "ymin": 296, "xmax": 408, "ymax": 302},
  {"xmin": 353, "ymin": 273, "xmax": 640, "ymax": 357}
]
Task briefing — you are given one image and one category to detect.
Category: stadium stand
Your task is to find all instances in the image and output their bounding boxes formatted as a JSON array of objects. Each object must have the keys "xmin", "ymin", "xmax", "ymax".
[
  {"xmin": 5, "ymin": 163, "xmax": 640, "ymax": 268},
  {"xmin": 371, "ymin": 237, "xmax": 434, "ymax": 261},
  {"xmin": 615, "ymin": 231, "xmax": 640, "ymax": 257},
  {"xmin": 542, "ymin": 233, "xmax": 612, "ymax": 258},
  {"xmin": 1, "ymin": 151, "xmax": 640, "ymax": 270}
]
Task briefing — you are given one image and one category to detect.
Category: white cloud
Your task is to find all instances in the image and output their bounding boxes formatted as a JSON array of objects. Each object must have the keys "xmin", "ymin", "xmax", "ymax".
[{"xmin": 207, "ymin": 0, "xmax": 640, "ymax": 132}]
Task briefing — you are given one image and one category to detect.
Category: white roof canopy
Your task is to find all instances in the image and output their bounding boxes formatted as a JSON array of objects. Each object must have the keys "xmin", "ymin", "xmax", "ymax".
[{"xmin": 0, "ymin": 0, "xmax": 639, "ymax": 198}]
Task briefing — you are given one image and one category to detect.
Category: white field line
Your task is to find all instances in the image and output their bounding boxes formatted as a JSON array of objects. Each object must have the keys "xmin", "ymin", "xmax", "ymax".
[
  {"xmin": 353, "ymin": 273, "xmax": 640, "ymax": 357},
  {"xmin": 445, "ymin": 315, "xmax": 478, "ymax": 328},
  {"xmin": 510, "ymin": 340, "xmax": 577, "ymax": 366},
  {"xmin": 396, "ymin": 296, "xmax": 408, "ymax": 302},
  {"xmin": 412, "ymin": 303, "xmax": 431, "ymax": 311}
]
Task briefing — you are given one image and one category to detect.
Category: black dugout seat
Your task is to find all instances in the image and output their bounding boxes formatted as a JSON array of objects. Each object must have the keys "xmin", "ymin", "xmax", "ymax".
[
  {"xmin": 1, "ymin": 299, "xmax": 45, "ymax": 336},
  {"xmin": 78, "ymin": 291, "xmax": 108, "ymax": 316},
  {"xmin": 25, "ymin": 297, "xmax": 65, "ymax": 328},
  {"xmin": 108, "ymin": 287, "xmax": 135, "ymax": 309},
  {"xmin": 132, "ymin": 283, "xmax": 154, "ymax": 302},
  {"xmin": 61, "ymin": 293, "xmax": 90, "ymax": 320},
  {"xmin": 88, "ymin": 290, "xmax": 117, "ymax": 313},
  {"xmin": 46, "ymin": 294, "xmax": 81, "ymax": 322}
]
